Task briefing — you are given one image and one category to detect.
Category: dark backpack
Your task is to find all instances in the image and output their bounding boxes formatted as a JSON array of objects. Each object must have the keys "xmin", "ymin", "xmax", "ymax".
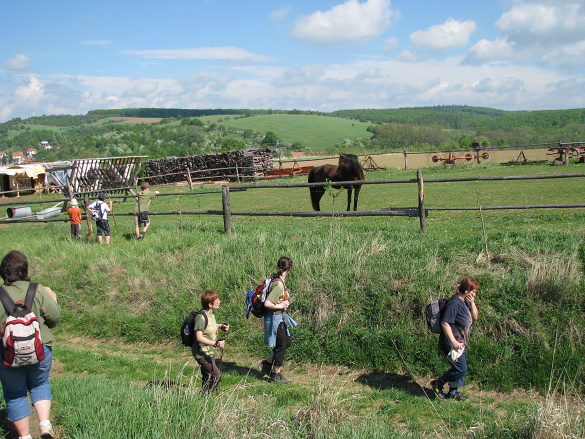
[
  {"xmin": 91, "ymin": 201, "xmax": 104, "ymax": 221},
  {"xmin": 245, "ymin": 276, "xmax": 282, "ymax": 319},
  {"xmin": 0, "ymin": 283, "xmax": 45, "ymax": 367},
  {"xmin": 425, "ymin": 298, "xmax": 449, "ymax": 334},
  {"xmin": 180, "ymin": 310, "xmax": 208, "ymax": 347}
]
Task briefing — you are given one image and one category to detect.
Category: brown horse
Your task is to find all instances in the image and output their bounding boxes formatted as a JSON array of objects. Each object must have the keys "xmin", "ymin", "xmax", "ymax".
[{"xmin": 308, "ymin": 153, "xmax": 365, "ymax": 211}]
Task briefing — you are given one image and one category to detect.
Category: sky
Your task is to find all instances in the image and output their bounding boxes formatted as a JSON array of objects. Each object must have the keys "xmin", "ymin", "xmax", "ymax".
[{"xmin": 2, "ymin": 0, "xmax": 585, "ymax": 123}]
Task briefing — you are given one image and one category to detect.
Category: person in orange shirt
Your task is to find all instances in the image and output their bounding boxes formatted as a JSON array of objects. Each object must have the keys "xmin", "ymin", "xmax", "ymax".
[{"xmin": 67, "ymin": 199, "xmax": 82, "ymax": 240}]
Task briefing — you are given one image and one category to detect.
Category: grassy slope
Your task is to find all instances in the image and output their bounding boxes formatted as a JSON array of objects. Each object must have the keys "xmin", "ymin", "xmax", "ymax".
[
  {"xmin": 211, "ymin": 114, "xmax": 373, "ymax": 150},
  {"xmin": 0, "ymin": 163, "xmax": 584, "ymax": 438}
]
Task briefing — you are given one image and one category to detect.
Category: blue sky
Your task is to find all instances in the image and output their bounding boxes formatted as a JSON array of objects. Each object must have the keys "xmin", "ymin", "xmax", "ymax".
[{"xmin": 1, "ymin": 0, "xmax": 585, "ymax": 123}]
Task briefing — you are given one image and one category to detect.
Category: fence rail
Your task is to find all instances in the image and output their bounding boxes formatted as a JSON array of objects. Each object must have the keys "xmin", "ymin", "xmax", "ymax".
[{"xmin": 1, "ymin": 172, "xmax": 584, "ymax": 233}]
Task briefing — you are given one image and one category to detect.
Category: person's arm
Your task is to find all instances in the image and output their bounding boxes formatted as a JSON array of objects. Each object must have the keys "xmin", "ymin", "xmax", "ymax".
[
  {"xmin": 466, "ymin": 291, "xmax": 478, "ymax": 321},
  {"xmin": 264, "ymin": 280, "xmax": 290, "ymax": 310},
  {"xmin": 441, "ymin": 322, "xmax": 464, "ymax": 350},
  {"xmin": 195, "ymin": 331, "xmax": 225, "ymax": 349},
  {"xmin": 40, "ymin": 285, "xmax": 61, "ymax": 328},
  {"xmin": 264, "ymin": 299, "xmax": 289, "ymax": 310}
]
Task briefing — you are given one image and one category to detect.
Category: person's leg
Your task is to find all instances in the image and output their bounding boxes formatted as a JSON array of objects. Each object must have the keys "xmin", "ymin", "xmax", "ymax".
[
  {"xmin": 134, "ymin": 215, "xmax": 140, "ymax": 238},
  {"xmin": 269, "ymin": 322, "xmax": 292, "ymax": 383},
  {"xmin": 0, "ymin": 365, "xmax": 32, "ymax": 437},
  {"xmin": 197, "ymin": 356, "xmax": 221, "ymax": 393}
]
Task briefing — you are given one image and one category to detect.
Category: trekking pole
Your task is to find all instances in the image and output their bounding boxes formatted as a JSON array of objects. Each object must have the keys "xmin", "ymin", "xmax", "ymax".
[{"xmin": 107, "ymin": 194, "xmax": 119, "ymax": 233}]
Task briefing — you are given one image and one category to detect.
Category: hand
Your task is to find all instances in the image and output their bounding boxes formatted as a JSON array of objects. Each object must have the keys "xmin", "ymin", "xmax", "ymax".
[
  {"xmin": 222, "ymin": 324, "xmax": 230, "ymax": 332},
  {"xmin": 216, "ymin": 340, "xmax": 225, "ymax": 350},
  {"xmin": 453, "ymin": 340, "xmax": 464, "ymax": 350},
  {"xmin": 280, "ymin": 300, "xmax": 290, "ymax": 310}
]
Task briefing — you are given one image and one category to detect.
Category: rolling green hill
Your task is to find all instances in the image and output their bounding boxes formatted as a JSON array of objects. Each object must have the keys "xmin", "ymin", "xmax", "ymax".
[{"xmin": 210, "ymin": 114, "xmax": 373, "ymax": 150}]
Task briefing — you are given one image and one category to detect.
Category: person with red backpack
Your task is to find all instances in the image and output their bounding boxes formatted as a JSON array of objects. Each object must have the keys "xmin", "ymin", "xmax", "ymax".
[
  {"xmin": 0, "ymin": 251, "xmax": 61, "ymax": 439},
  {"xmin": 258, "ymin": 257, "xmax": 294, "ymax": 384}
]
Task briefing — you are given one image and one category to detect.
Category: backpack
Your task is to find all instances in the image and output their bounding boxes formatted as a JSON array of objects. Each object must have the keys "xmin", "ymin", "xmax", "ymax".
[
  {"xmin": 91, "ymin": 202, "xmax": 104, "ymax": 221},
  {"xmin": 245, "ymin": 276, "xmax": 282, "ymax": 319},
  {"xmin": 180, "ymin": 310, "xmax": 208, "ymax": 347},
  {"xmin": 425, "ymin": 298, "xmax": 450, "ymax": 334},
  {"xmin": 0, "ymin": 283, "xmax": 45, "ymax": 367}
]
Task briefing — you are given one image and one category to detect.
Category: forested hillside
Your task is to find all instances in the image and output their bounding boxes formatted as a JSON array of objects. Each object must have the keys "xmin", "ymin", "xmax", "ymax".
[{"xmin": 0, "ymin": 106, "xmax": 584, "ymax": 162}]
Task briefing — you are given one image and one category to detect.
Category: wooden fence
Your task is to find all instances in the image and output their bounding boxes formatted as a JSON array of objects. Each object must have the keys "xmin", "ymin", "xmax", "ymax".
[{"xmin": 3, "ymin": 172, "xmax": 585, "ymax": 234}]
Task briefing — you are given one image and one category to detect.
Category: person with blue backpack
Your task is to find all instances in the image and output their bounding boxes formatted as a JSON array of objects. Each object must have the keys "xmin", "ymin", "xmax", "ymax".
[
  {"xmin": 431, "ymin": 277, "xmax": 479, "ymax": 401},
  {"xmin": 192, "ymin": 290, "xmax": 229, "ymax": 394},
  {"xmin": 258, "ymin": 257, "xmax": 295, "ymax": 385}
]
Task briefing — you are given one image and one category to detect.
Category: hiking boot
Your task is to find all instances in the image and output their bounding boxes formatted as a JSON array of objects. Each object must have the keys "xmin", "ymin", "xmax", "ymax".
[
  {"xmin": 268, "ymin": 372, "xmax": 291, "ymax": 384},
  {"xmin": 430, "ymin": 380, "xmax": 447, "ymax": 400},
  {"xmin": 259, "ymin": 360, "xmax": 272, "ymax": 376},
  {"xmin": 449, "ymin": 392, "xmax": 468, "ymax": 401},
  {"xmin": 40, "ymin": 425, "xmax": 56, "ymax": 439}
]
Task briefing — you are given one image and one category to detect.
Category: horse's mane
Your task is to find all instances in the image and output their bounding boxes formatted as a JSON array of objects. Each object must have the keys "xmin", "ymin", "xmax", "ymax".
[{"xmin": 338, "ymin": 154, "xmax": 364, "ymax": 180}]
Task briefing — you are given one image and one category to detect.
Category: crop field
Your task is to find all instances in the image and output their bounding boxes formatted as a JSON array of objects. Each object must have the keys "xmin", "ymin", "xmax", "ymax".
[{"xmin": 0, "ymin": 162, "xmax": 584, "ymax": 438}]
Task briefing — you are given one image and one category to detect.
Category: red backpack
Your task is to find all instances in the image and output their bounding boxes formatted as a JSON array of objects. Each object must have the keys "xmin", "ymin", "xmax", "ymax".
[{"xmin": 246, "ymin": 276, "xmax": 282, "ymax": 318}]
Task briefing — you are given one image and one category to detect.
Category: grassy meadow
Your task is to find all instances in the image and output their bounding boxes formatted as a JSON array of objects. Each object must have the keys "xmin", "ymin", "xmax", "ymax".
[
  {"xmin": 206, "ymin": 113, "xmax": 373, "ymax": 150},
  {"xmin": 0, "ymin": 162, "xmax": 584, "ymax": 438}
]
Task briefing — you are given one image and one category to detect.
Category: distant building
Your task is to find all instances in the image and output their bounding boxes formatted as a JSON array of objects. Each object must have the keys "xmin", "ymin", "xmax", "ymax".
[
  {"xmin": 11, "ymin": 151, "xmax": 24, "ymax": 165},
  {"xmin": 26, "ymin": 148, "xmax": 37, "ymax": 158},
  {"xmin": 40, "ymin": 141, "xmax": 53, "ymax": 150}
]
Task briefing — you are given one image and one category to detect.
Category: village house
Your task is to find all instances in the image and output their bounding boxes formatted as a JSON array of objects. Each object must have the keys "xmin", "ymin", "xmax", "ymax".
[
  {"xmin": 26, "ymin": 148, "xmax": 37, "ymax": 158},
  {"xmin": 11, "ymin": 151, "xmax": 24, "ymax": 165},
  {"xmin": 40, "ymin": 141, "xmax": 53, "ymax": 150}
]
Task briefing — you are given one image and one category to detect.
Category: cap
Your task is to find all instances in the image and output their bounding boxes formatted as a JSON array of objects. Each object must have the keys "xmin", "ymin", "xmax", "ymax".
[
  {"xmin": 98, "ymin": 193, "xmax": 106, "ymax": 201},
  {"xmin": 70, "ymin": 199, "xmax": 78, "ymax": 206}
]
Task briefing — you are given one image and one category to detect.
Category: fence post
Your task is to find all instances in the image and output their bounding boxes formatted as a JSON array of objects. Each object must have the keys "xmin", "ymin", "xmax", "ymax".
[
  {"xmin": 222, "ymin": 185, "xmax": 232, "ymax": 234},
  {"xmin": 236, "ymin": 164, "xmax": 240, "ymax": 183},
  {"xmin": 417, "ymin": 170, "xmax": 426, "ymax": 233},
  {"xmin": 404, "ymin": 150, "xmax": 408, "ymax": 170},
  {"xmin": 186, "ymin": 168, "xmax": 193, "ymax": 190}
]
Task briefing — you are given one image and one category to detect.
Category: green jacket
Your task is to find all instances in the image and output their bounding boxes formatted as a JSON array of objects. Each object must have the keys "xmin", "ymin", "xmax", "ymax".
[{"xmin": 0, "ymin": 280, "xmax": 61, "ymax": 347}]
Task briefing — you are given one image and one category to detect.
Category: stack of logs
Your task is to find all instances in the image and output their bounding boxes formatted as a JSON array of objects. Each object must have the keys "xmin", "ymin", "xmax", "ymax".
[{"xmin": 144, "ymin": 148, "xmax": 274, "ymax": 185}]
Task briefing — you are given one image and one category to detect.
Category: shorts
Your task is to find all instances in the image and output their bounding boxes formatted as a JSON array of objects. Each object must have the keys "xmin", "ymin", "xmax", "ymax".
[
  {"xmin": 96, "ymin": 219, "xmax": 110, "ymax": 236},
  {"xmin": 0, "ymin": 346, "xmax": 53, "ymax": 422}
]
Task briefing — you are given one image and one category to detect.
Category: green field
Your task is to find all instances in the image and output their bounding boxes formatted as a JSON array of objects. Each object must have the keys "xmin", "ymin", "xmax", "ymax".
[
  {"xmin": 0, "ymin": 162, "xmax": 583, "ymax": 438},
  {"xmin": 208, "ymin": 114, "xmax": 373, "ymax": 150}
]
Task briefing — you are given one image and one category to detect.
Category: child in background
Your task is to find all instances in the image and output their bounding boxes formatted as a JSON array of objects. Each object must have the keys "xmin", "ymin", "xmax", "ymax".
[{"xmin": 67, "ymin": 199, "xmax": 82, "ymax": 240}]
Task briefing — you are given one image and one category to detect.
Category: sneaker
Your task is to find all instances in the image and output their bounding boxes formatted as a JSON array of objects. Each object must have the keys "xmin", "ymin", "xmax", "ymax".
[
  {"xmin": 40, "ymin": 425, "xmax": 56, "ymax": 439},
  {"xmin": 268, "ymin": 372, "xmax": 292, "ymax": 384},
  {"xmin": 449, "ymin": 392, "xmax": 468, "ymax": 401},
  {"xmin": 258, "ymin": 360, "xmax": 272, "ymax": 376},
  {"xmin": 431, "ymin": 380, "xmax": 447, "ymax": 400}
]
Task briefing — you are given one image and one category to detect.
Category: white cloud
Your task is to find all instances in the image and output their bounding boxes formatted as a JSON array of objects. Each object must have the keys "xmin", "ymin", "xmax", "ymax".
[
  {"xmin": 496, "ymin": 3, "xmax": 585, "ymax": 47},
  {"xmin": 410, "ymin": 18, "xmax": 477, "ymax": 51},
  {"xmin": 383, "ymin": 37, "xmax": 399, "ymax": 54},
  {"xmin": 14, "ymin": 76, "xmax": 44, "ymax": 102},
  {"xmin": 540, "ymin": 40, "xmax": 585, "ymax": 69},
  {"xmin": 290, "ymin": 0, "xmax": 397, "ymax": 45},
  {"xmin": 463, "ymin": 38, "xmax": 516, "ymax": 65},
  {"xmin": 270, "ymin": 7, "xmax": 292, "ymax": 23},
  {"xmin": 2, "ymin": 54, "xmax": 32, "ymax": 72},
  {"xmin": 123, "ymin": 47, "xmax": 270, "ymax": 62},
  {"xmin": 469, "ymin": 1, "xmax": 585, "ymax": 68}
]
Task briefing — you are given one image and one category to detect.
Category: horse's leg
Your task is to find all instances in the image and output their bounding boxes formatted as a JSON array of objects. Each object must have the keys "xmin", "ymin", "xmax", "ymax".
[
  {"xmin": 346, "ymin": 188, "xmax": 352, "ymax": 211},
  {"xmin": 353, "ymin": 186, "xmax": 361, "ymax": 211}
]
